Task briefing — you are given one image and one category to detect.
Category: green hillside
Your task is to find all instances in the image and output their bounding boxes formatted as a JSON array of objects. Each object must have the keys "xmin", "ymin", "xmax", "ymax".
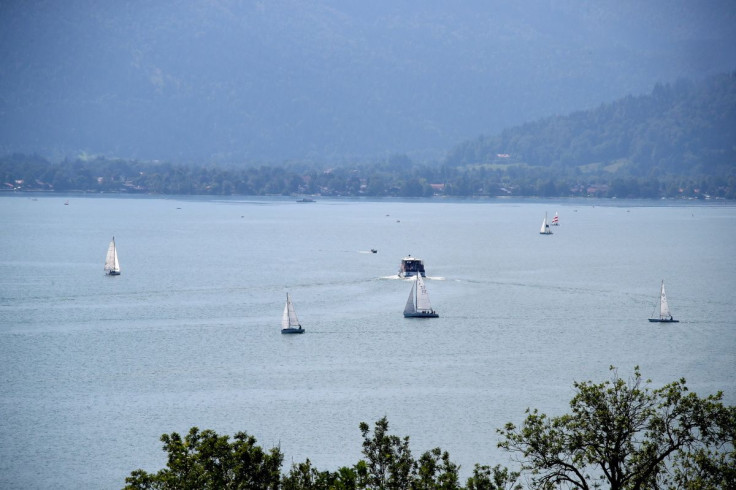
[
  {"xmin": 445, "ymin": 72, "xmax": 736, "ymax": 178},
  {"xmin": 3, "ymin": 74, "xmax": 735, "ymax": 199}
]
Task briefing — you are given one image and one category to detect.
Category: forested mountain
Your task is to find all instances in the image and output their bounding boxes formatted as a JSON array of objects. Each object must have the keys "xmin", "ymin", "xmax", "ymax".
[
  {"xmin": 446, "ymin": 72, "xmax": 736, "ymax": 177},
  {"xmin": 2, "ymin": 73, "xmax": 735, "ymax": 199}
]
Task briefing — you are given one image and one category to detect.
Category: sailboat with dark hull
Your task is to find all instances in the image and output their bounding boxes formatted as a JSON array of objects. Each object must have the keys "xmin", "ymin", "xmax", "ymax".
[
  {"xmin": 540, "ymin": 213, "xmax": 553, "ymax": 235},
  {"xmin": 403, "ymin": 274, "xmax": 439, "ymax": 318},
  {"xmin": 649, "ymin": 280, "xmax": 679, "ymax": 323},
  {"xmin": 281, "ymin": 293, "xmax": 305, "ymax": 334}
]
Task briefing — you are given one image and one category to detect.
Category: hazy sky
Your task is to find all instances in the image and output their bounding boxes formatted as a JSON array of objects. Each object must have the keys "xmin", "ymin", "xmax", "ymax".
[{"xmin": 1, "ymin": 0, "xmax": 734, "ymax": 163}]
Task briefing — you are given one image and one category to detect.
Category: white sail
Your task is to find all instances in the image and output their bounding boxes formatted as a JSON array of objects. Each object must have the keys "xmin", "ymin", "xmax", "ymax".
[
  {"xmin": 659, "ymin": 281, "xmax": 671, "ymax": 319},
  {"xmin": 540, "ymin": 213, "xmax": 552, "ymax": 234},
  {"xmin": 281, "ymin": 301, "xmax": 290, "ymax": 329},
  {"xmin": 415, "ymin": 275, "xmax": 433, "ymax": 311},
  {"xmin": 282, "ymin": 293, "xmax": 301, "ymax": 329},
  {"xmin": 404, "ymin": 274, "xmax": 438, "ymax": 317},
  {"xmin": 104, "ymin": 237, "xmax": 120, "ymax": 274},
  {"xmin": 404, "ymin": 281, "xmax": 417, "ymax": 315}
]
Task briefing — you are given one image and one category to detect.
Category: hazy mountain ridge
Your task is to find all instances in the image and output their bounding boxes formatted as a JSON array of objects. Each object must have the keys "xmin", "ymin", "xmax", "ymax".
[
  {"xmin": 4, "ymin": 72, "xmax": 735, "ymax": 199},
  {"xmin": 1, "ymin": 1, "xmax": 735, "ymax": 163},
  {"xmin": 445, "ymin": 72, "xmax": 736, "ymax": 176}
]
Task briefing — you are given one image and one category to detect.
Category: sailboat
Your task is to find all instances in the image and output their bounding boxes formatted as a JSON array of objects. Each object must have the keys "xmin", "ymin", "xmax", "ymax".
[
  {"xmin": 281, "ymin": 293, "xmax": 305, "ymax": 334},
  {"xmin": 539, "ymin": 213, "xmax": 553, "ymax": 235},
  {"xmin": 648, "ymin": 280, "xmax": 679, "ymax": 323},
  {"xmin": 104, "ymin": 236, "xmax": 121, "ymax": 276},
  {"xmin": 403, "ymin": 274, "xmax": 439, "ymax": 318},
  {"xmin": 551, "ymin": 212, "xmax": 559, "ymax": 226}
]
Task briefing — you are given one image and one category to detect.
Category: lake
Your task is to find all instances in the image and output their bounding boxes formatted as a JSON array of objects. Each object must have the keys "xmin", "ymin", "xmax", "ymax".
[{"xmin": 1, "ymin": 194, "xmax": 734, "ymax": 489}]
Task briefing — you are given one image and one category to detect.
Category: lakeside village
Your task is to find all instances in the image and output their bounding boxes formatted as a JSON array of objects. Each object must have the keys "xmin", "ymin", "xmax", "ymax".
[
  {"xmin": 1, "ymin": 176, "xmax": 619, "ymax": 199},
  {"xmin": 4, "ymin": 176, "xmax": 727, "ymax": 201},
  {"xmin": 1, "ymin": 170, "xmax": 728, "ymax": 201},
  {"xmin": 1, "ymin": 154, "xmax": 731, "ymax": 200}
]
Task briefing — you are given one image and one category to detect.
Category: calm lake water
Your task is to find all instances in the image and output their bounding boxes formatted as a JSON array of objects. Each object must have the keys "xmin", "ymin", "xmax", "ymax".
[{"xmin": 1, "ymin": 194, "xmax": 735, "ymax": 489}]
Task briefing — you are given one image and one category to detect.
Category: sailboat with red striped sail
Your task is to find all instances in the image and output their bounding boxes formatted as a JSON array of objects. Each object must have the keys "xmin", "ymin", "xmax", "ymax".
[{"xmin": 551, "ymin": 212, "xmax": 559, "ymax": 226}]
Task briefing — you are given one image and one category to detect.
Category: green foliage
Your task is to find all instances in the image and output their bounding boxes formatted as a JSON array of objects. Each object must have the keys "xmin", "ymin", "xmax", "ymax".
[
  {"xmin": 356, "ymin": 417, "xmax": 463, "ymax": 490},
  {"xmin": 414, "ymin": 447, "xmax": 461, "ymax": 490},
  {"xmin": 123, "ymin": 427, "xmax": 283, "ymax": 490},
  {"xmin": 465, "ymin": 464, "xmax": 521, "ymax": 490},
  {"xmin": 497, "ymin": 366, "xmax": 735, "ymax": 490},
  {"xmin": 123, "ymin": 368, "xmax": 733, "ymax": 489},
  {"xmin": 282, "ymin": 459, "xmax": 358, "ymax": 490},
  {"xmin": 359, "ymin": 417, "xmax": 415, "ymax": 489}
]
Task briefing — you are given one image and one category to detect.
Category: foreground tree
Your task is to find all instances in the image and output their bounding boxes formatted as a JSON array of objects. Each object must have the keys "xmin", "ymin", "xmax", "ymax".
[
  {"xmin": 282, "ymin": 458, "xmax": 359, "ymax": 490},
  {"xmin": 124, "ymin": 427, "xmax": 283, "ymax": 489},
  {"xmin": 498, "ymin": 366, "xmax": 735, "ymax": 489},
  {"xmin": 123, "ymin": 368, "xmax": 732, "ymax": 489},
  {"xmin": 358, "ymin": 417, "xmax": 415, "ymax": 489},
  {"xmin": 465, "ymin": 464, "xmax": 521, "ymax": 490},
  {"xmin": 357, "ymin": 416, "xmax": 465, "ymax": 490}
]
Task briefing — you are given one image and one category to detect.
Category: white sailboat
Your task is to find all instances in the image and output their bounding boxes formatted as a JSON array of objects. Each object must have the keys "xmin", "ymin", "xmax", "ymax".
[
  {"xmin": 540, "ymin": 213, "xmax": 553, "ymax": 235},
  {"xmin": 403, "ymin": 274, "xmax": 439, "ymax": 318},
  {"xmin": 104, "ymin": 236, "xmax": 120, "ymax": 275},
  {"xmin": 281, "ymin": 293, "xmax": 305, "ymax": 334},
  {"xmin": 649, "ymin": 280, "xmax": 679, "ymax": 323}
]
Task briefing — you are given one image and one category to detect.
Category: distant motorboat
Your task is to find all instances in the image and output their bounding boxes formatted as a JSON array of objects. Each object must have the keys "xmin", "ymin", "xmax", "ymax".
[
  {"xmin": 648, "ymin": 280, "xmax": 679, "ymax": 323},
  {"xmin": 403, "ymin": 274, "xmax": 439, "ymax": 318},
  {"xmin": 104, "ymin": 236, "xmax": 121, "ymax": 276},
  {"xmin": 296, "ymin": 198, "xmax": 315, "ymax": 203},
  {"xmin": 281, "ymin": 293, "xmax": 305, "ymax": 334},
  {"xmin": 371, "ymin": 248, "xmax": 378, "ymax": 254}
]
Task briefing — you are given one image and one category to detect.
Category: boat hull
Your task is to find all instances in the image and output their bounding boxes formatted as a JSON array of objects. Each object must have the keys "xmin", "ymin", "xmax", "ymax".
[
  {"xmin": 648, "ymin": 318, "xmax": 679, "ymax": 323},
  {"xmin": 281, "ymin": 327, "xmax": 305, "ymax": 334},
  {"xmin": 404, "ymin": 312, "xmax": 439, "ymax": 318},
  {"xmin": 106, "ymin": 271, "xmax": 121, "ymax": 276}
]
